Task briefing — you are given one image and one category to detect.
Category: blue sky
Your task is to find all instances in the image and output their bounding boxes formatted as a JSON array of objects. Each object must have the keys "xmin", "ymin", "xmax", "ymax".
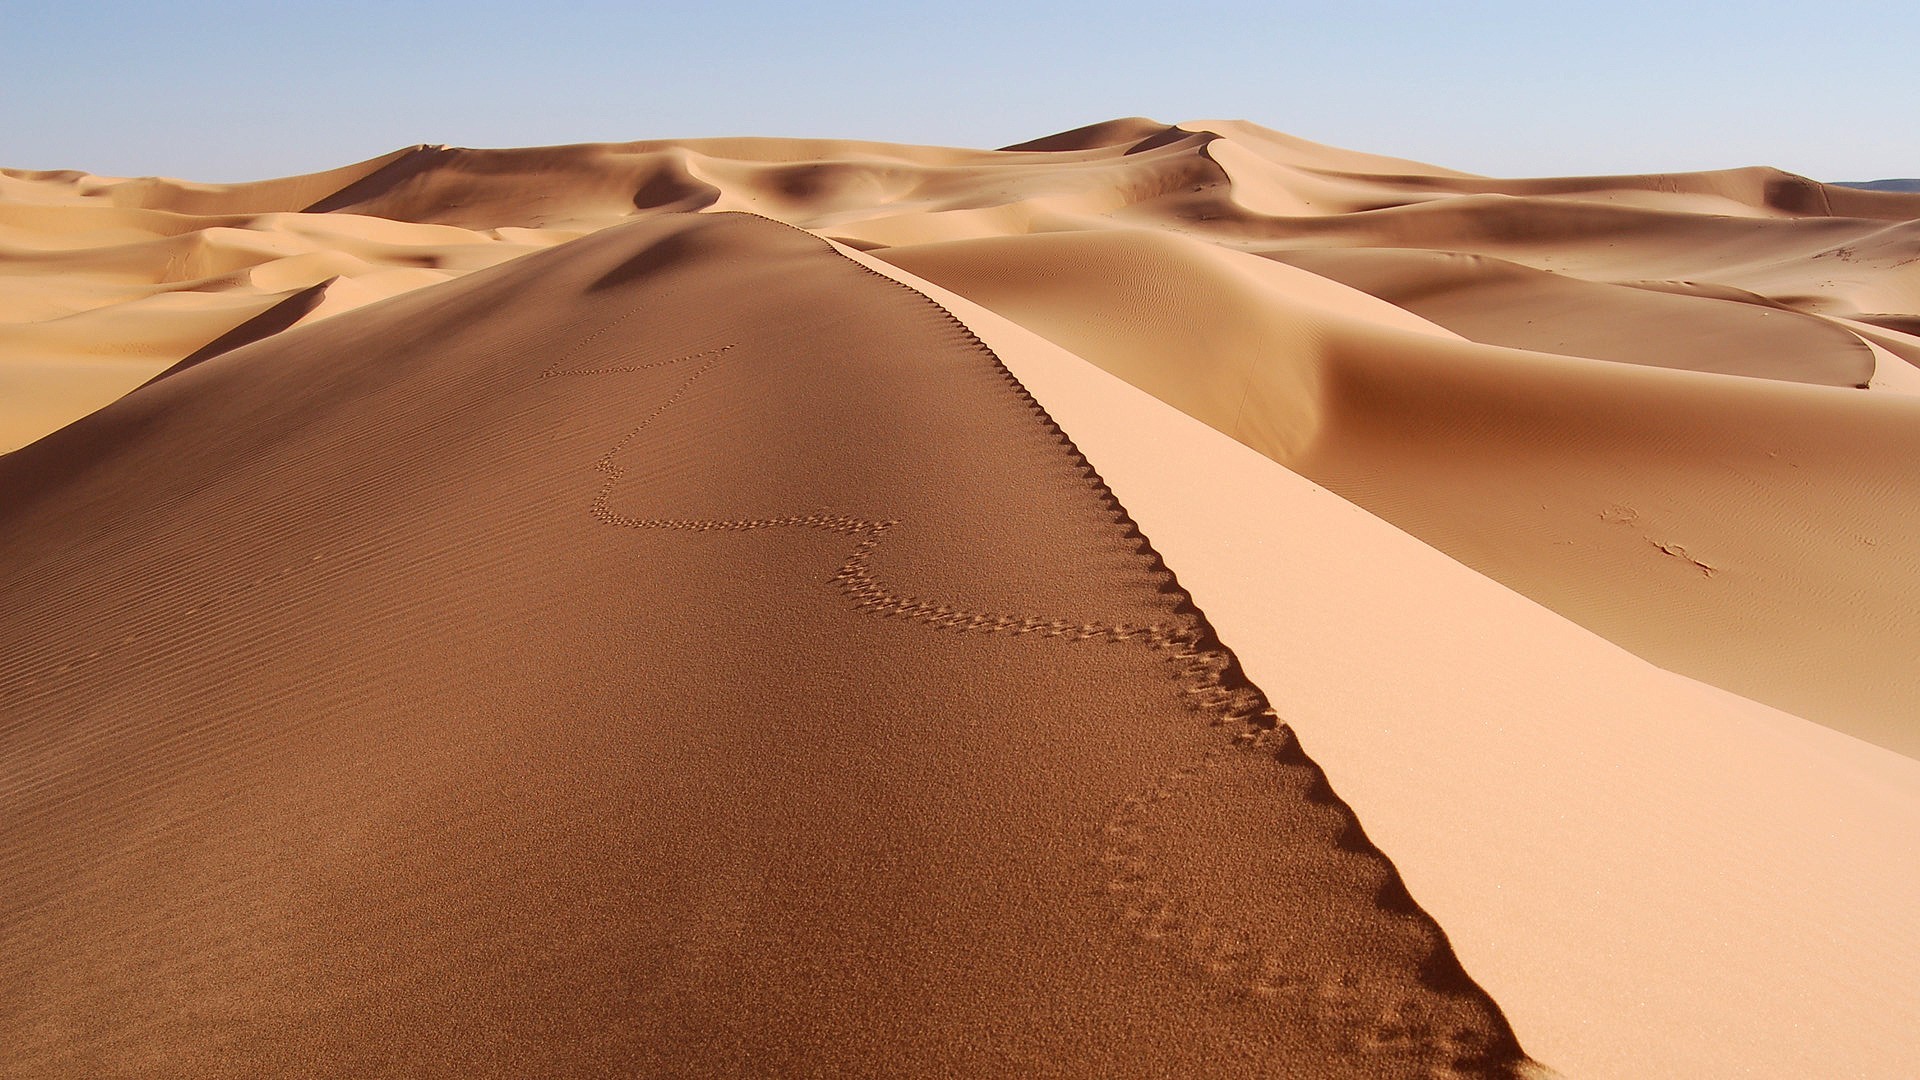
[{"xmin": 5, "ymin": 1, "xmax": 1913, "ymax": 182}]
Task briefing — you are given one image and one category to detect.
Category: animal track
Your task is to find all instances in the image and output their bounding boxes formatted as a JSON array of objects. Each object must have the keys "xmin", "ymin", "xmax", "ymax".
[
  {"xmin": 559, "ymin": 223, "xmax": 1283, "ymax": 746},
  {"xmin": 552, "ymin": 224, "xmax": 1526, "ymax": 1052},
  {"xmin": 554, "ymin": 219, "xmax": 1505, "ymax": 1068},
  {"xmin": 1100, "ymin": 742, "xmax": 1509, "ymax": 1068},
  {"xmin": 700, "ymin": 218, "xmax": 1515, "ymax": 1070},
  {"xmin": 1, "ymin": 213, "xmax": 1516, "ymax": 1071},
  {"xmin": 542, "ymin": 342, "xmax": 734, "ymax": 379}
]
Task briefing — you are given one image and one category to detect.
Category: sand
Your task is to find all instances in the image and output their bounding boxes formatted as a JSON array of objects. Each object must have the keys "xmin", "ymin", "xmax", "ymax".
[
  {"xmin": 862, "ymin": 253, "xmax": 1920, "ymax": 1080},
  {"xmin": 3, "ymin": 118, "xmax": 1917, "ymax": 1078},
  {"xmin": 1, "ymin": 212, "xmax": 1532, "ymax": 1077}
]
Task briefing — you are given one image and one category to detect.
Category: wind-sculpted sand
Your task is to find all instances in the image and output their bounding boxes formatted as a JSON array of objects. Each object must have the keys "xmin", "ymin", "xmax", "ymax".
[
  {"xmin": 7, "ymin": 120, "xmax": 1919, "ymax": 753},
  {"xmin": 0, "ymin": 213, "xmax": 1535, "ymax": 1076},
  {"xmin": 3, "ymin": 118, "xmax": 1917, "ymax": 1078}
]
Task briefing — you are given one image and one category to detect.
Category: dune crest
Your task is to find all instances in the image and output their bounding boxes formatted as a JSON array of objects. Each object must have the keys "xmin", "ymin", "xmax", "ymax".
[
  {"xmin": 1, "ymin": 211, "xmax": 1539, "ymax": 1077},
  {"xmin": 4, "ymin": 118, "xmax": 1917, "ymax": 1078}
]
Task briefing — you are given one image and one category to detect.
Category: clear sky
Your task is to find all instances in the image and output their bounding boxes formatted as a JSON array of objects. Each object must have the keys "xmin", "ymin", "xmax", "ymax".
[{"xmin": 5, "ymin": 0, "xmax": 1914, "ymax": 183}]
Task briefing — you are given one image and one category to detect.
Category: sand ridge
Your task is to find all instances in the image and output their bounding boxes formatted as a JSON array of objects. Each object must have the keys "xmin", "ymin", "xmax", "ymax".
[
  {"xmin": 866, "ymin": 255, "xmax": 1916, "ymax": 1079},
  {"xmin": 549, "ymin": 224, "xmax": 1278, "ymax": 732},
  {"xmin": 1, "ymin": 211, "xmax": 1536, "ymax": 1076},
  {"xmin": 5, "ymin": 118, "xmax": 1917, "ymax": 1078}
]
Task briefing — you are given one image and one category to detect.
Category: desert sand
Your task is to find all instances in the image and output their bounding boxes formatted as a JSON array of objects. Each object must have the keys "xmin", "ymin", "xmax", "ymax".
[{"xmin": 3, "ymin": 119, "xmax": 1916, "ymax": 1078}]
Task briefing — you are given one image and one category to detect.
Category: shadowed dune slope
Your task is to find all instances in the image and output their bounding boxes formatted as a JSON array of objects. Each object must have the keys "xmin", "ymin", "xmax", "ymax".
[
  {"xmin": 866, "ymin": 254, "xmax": 1920, "ymax": 1080},
  {"xmin": 5, "ymin": 117, "xmax": 1917, "ymax": 742},
  {"xmin": 1267, "ymin": 247, "xmax": 1876, "ymax": 386},
  {"xmin": 876, "ymin": 228, "xmax": 1920, "ymax": 754},
  {"xmin": 6, "ymin": 117, "xmax": 1918, "ymax": 1079},
  {"xmin": 0, "ymin": 186, "xmax": 559, "ymax": 449},
  {"xmin": 0, "ymin": 212, "xmax": 1534, "ymax": 1077},
  {"xmin": 10, "ymin": 116, "xmax": 1915, "ymax": 433}
]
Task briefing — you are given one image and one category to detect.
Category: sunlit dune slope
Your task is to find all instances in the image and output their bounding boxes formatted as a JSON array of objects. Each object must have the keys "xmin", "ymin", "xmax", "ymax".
[
  {"xmin": 876, "ymin": 227, "xmax": 1920, "ymax": 753},
  {"xmin": 5, "ymin": 115, "xmax": 1919, "ymax": 1080},
  {"xmin": 7, "ymin": 116, "xmax": 1917, "ymax": 756},
  {"xmin": 0, "ymin": 211, "xmax": 1536, "ymax": 1078},
  {"xmin": 868, "ymin": 252, "xmax": 1920, "ymax": 1080}
]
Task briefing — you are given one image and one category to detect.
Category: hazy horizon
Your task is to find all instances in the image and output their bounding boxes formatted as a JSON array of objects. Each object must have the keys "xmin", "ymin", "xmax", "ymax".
[{"xmin": 5, "ymin": 0, "xmax": 1914, "ymax": 184}]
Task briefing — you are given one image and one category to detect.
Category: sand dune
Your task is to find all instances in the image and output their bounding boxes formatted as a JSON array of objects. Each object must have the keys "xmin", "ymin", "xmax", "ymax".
[
  {"xmin": 867, "ymin": 254, "xmax": 1920, "ymax": 1080},
  {"xmin": 1268, "ymin": 246, "xmax": 1876, "ymax": 386},
  {"xmin": 1841, "ymin": 179, "xmax": 1920, "ymax": 194},
  {"xmin": 0, "ymin": 175, "xmax": 565, "ymax": 448},
  {"xmin": 4, "ymin": 118, "xmax": 1917, "ymax": 1078},
  {"xmin": 877, "ymin": 228, "xmax": 1920, "ymax": 752},
  {"xmin": 1, "ymin": 212, "xmax": 1534, "ymax": 1077}
]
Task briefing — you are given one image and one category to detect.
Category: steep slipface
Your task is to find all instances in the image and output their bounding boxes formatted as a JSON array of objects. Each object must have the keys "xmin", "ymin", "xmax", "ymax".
[{"xmin": 0, "ymin": 212, "xmax": 1534, "ymax": 1077}]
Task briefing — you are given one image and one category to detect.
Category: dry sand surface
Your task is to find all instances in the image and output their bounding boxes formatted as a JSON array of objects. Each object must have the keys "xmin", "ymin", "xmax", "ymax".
[
  {"xmin": 868, "ymin": 259, "xmax": 1920, "ymax": 1080},
  {"xmin": 3, "ymin": 119, "xmax": 1917, "ymax": 1078}
]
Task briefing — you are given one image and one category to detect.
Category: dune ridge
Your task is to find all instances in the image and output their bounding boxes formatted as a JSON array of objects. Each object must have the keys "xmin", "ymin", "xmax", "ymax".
[
  {"xmin": 5, "ymin": 117, "xmax": 1917, "ymax": 1078},
  {"xmin": 858, "ymin": 253, "xmax": 1917, "ymax": 1080},
  {"xmin": 1, "ymin": 211, "xmax": 1538, "ymax": 1077}
]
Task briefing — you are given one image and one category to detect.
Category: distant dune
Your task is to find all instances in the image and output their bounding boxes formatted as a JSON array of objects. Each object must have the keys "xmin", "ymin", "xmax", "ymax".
[
  {"xmin": 1837, "ymin": 178, "xmax": 1920, "ymax": 193},
  {"xmin": 3, "ymin": 119, "xmax": 1916, "ymax": 1079}
]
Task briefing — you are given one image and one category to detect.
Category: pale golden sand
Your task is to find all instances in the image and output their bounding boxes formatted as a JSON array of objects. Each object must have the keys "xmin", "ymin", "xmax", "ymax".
[
  {"xmin": 871, "ymin": 254, "xmax": 1918, "ymax": 1079},
  {"xmin": 4, "ymin": 119, "xmax": 1917, "ymax": 1078}
]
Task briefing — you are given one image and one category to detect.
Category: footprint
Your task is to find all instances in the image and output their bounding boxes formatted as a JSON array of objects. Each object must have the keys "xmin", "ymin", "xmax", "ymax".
[{"xmin": 1099, "ymin": 736, "xmax": 1518, "ymax": 1073}]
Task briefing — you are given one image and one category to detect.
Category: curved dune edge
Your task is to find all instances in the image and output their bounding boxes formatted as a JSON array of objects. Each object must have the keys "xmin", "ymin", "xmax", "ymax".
[
  {"xmin": 846, "ymin": 250, "xmax": 1920, "ymax": 1080},
  {"xmin": 4, "ymin": 116, "xmax": 1915, "ymax": 1077},
  {"xmin": 1, "ymin": 212, "xmax": 1540, "ymax": 1077},
  {"xmin": 873, "ymin": 227, "xmax": 1920, "ymax": 756}
]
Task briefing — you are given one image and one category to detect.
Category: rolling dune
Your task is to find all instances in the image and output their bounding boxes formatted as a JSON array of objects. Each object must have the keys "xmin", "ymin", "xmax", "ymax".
[
  {"xmin": 1, "ymin": 211, "xmax": 1535, "ymax": 1078},
  {"xmin": 4, "ymin": 118, "xmax": 1917, "ymax": 1078},
  {"xmin": 877, "ymin": 228, "xmax": 1920, "ymax": 751},
  {"xmin": 871, "ymin": 253, "xmax": 1919, "ymax": 1080}
]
